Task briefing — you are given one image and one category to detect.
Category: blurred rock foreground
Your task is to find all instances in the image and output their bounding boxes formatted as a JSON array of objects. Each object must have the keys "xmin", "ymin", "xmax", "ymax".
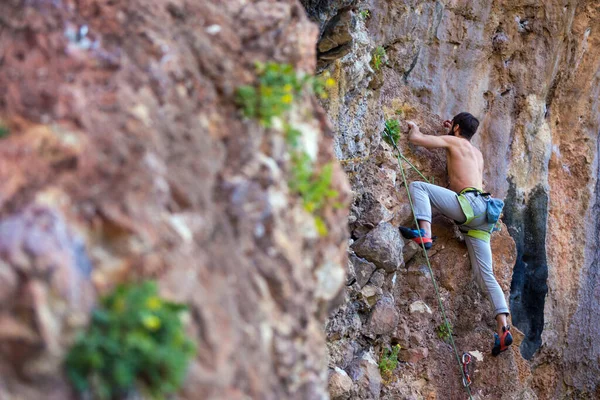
[{"xmin": 0, "ymin": 0, "xmax": 598, "ymax": 399}]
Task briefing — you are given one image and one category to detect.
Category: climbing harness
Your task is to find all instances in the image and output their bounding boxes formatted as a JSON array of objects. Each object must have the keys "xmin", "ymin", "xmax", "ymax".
[
  {"xmin": 462, "ymin": 352, "xmax": 473, "ymax": 387},
  {"xmin": 456, "ymin": 187, "xmax": 503, "ymax": 242},
  {"xmin": 383, "ymin": 129, "xmax": 474, "ymax": 400}
]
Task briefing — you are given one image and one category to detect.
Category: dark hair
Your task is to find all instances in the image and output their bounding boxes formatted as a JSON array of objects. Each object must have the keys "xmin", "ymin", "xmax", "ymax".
[{"xmin": 452, "ymin": 112, "xmax": 479, "ymax": 140}]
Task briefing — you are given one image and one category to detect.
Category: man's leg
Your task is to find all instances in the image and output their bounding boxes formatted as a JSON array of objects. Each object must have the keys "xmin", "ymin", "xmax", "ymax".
[
  {"xmin": 409, "ymin": 181, "xmax": 467, "ymax": 237},
  {"xmin": 464, "ymin": 236, "xmax": 510, "ymax": 340}
]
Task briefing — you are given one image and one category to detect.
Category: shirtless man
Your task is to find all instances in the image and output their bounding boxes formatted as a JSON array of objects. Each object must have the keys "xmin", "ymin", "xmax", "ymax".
[{"xmin": 399, "ymin": 112, "xmax": 512, "ymax": 356}]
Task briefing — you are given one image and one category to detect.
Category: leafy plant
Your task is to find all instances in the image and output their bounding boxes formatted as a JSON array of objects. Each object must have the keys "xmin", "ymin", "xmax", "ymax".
[
  {"xmin": 0, "ymin": 124, "xmax": 9, "ymax": 139},
  {"xmin": 65, "ymin": 281, "xmax": 196, "ymax": 400},
  {"xmin": 436, "ymin": 321, "xmax": 453, "ymax": 342},
  {"xmin": 359, "ymin": 9, "xmax": 371, "ymax": 20},
  {"xmin": 236, "ymin": 62, "xmax": 334, "ymax": 126},
  {"xmin": 289, "ymin": 152, "xmax": 338, "ymax": 214},
  {"xmin": 236, "ymin": 64, "xmax": 339, "ymax": 236},
  {"xmin": 371, "ymin": 46, "xmax": 387, "ymax": 71},
  {"xmin": 379, "ymin": 344, "xmax": 401, "ymax": 380},
  {"xmin": 382, "ymin": 118, "xmax": 401, "ymax": 146},
  {"xmin": 284, "ymin": 125, "xmax": 338, "ymax": 236}
]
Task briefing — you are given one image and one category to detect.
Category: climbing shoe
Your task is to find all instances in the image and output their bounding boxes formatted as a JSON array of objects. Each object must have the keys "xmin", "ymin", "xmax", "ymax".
[
  {"xmin": 492, "ymin": 325, "xmax": 513, "ymax": 356},
  {"xmin": 399, "ymin": 226, "xmax": 433, "ymax": 249}
]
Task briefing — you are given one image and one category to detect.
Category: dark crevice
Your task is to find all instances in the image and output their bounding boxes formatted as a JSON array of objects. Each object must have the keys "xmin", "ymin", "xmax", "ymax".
[
  {"xmin": 545, "ymin": 72, "xmax": 562, "ymax": 118},
  {"xmin": 315, "ymin": 7, "xmax": 354, "ymax": 69},
  {"xmin": 504, "ymin": 180, "xmax": 549, "ymax": 360},
  {"xmin": 403, "ymin": 46, "xmax": 421, "ymax": 82}
]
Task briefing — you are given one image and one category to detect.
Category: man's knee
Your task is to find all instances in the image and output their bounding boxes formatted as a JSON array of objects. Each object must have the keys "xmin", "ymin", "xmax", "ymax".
[{"xmin": 409, "ymin": 181, "xmax": 424, "ymax": 192}]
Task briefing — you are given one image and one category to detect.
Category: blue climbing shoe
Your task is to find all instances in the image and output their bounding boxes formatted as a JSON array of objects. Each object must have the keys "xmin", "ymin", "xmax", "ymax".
[
  {"xmin": 399, "ymin": 226, "xmax": 433, "ymax": 249},
  {"xmin": 492, "ymin": 325, "xmax": 513, "ymax": 356}
]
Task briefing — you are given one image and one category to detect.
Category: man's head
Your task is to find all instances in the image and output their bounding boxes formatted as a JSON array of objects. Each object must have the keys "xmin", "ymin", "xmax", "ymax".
[{"xmin": 448, "ymin": 112, "xmax": 479, "ymax": 140}]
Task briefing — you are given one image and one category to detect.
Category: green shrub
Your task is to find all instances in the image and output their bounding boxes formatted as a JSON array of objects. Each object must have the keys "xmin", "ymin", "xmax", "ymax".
[
  {"xmin": 436, "ymin": 321, "xmax": 453, "ymax": 342},
  {"xmin": 236, "ymin": 62, "xmax": 334, "ymax": 126},
  {"xmin": 359, "ymin": 9, "xmax": 371, "ymax": 20},
  {"xmin": 289, "ymin": 151, "xmax": 338, "ymax": 214},
  {"xmin": 379, "ymin": 344, "xmax": 401, "ymax": 380},
  {"xmin": 0, "ymin": 124, "xmax": 9, "ymax": 139},
  {"xmin": 382, "ymin": 118, "xmax": 401, "ymax": 146},
  {"xmin": 237, "ymin": 64, "xmax": 339, "ymax": 236},
  {"xmin": 65, "ymin": 281, "xmax": 196, "ymax": 400},
  {"xmin": 371, "ymin": 46, "xmax": 387, "ymax": 71},
  {"xmin": 283, "ymin": 125, "xmax": 339, "ymax": 236}
]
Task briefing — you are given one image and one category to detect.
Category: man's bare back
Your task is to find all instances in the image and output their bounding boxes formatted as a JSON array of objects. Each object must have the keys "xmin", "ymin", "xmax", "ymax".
[
  {"xmin": 406, "ymin": 120, "xmax": 483, "ymax": 193},
  {"xmin": 445, "ymin": 137, "xmax": 483, "ymax": 193}
]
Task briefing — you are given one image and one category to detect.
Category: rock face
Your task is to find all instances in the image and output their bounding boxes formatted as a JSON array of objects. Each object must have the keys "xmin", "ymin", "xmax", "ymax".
[
  {"xmin": 305, "ymin": 0, "xmax": 600, "ymax": 399},
  {"xmin": 0, "ymin": 0, "xmax": 598, "ymax": 399},
  {"xmin": 352, "ymin": 222, "xmax": 403, "ymax": 272},
  {"xmin": 0, "ymin": 1, "xmax": 349, "ymax": 399}
]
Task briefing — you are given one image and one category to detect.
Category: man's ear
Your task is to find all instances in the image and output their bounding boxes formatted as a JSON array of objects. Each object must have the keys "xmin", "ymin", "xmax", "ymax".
[{"xmin": 453, "ymin": 124, "xmax": 460, "ymax": 135}]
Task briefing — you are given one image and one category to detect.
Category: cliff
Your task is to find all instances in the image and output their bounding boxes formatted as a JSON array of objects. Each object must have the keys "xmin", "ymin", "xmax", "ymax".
[
  {"xmin": 304, "ymin": 0, "xmax": 600, "ymax": 399},
  {"xmin": 0, "ymin": 0, "xmax": 598, "ymax": 399}
]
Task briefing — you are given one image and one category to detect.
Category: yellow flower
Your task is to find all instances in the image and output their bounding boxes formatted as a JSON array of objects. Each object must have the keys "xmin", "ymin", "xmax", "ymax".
[
  {"xmin": 325, "ymin": 78, "xmax": 336, "ymax": 88},
  {"xmin": 282, "ymin": 94, "xmax": 294, "ymax": 104},
  {"xmin": 283, "ymin": 84, "xmax": 293, "ymax": 92},
  {"xmin": 142, "ymin": 315, "xmax": 161, "ymax": 331},
  {"xmin": 146, "ymin": 297, "xmax": 162, "ymax": 310}
]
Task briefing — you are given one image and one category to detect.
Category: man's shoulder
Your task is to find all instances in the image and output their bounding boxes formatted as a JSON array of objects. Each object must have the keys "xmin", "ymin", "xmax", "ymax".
[{"xmin": 444, "ymin": 136, "xmax": 467, "ymax": 149}]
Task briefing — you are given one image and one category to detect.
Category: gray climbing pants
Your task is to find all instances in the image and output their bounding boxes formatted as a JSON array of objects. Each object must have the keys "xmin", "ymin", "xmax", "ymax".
[{"xmin": 409, "ymin": 181, "xmax": 510, "ymax": 317}]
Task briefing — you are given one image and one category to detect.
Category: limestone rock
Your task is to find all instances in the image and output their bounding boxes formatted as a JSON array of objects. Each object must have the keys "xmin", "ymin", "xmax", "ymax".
[
  {"xmin": 368, "ymin": 269, "xmax": 386, "ymax": 288},
  {"xmin": 360, "ymin": 284, "xmax": 382, "ymax": 307},
  {"xmin": 350, "ymin": 254, "xmax": 377, "ymax": 288},
  {"xmin": 314, "ymin": 0, "xmax": 600, "ymax": 397},
  {"xmin": 327, "ymin": 339, "xmax": 359, "ymax": 369},
  {"xmin": 347, "ymin": 351, "xmax": 382, "ymax": 400},
  {"xmin": 328, "ymin": 367, "xmax": 354, "ymax": 400},
  {"xmin": 353, "ymin": 192, "xmax": 394, "ymax": 231},
  {"xmin": 352, "ymin": 222, "xmax": 403, "ymax": 272},
  {"xmin": 409, "ymin": 301, "xmax": 432, "ymax": 315},
  {"xmin": 399, "ymin": 348, "xmax": 429, "ymax": 364},
  {"xmin": 402, "ymin": 241, "xmax": 421, "ymax": 263},
  {"xmin": 365, "ymin": 295, "xmax": 399, "ymax": 336},
  {"xmin": 0, "ymin": 206, "xmax": 95, "ymax": 385},
  {"xmin": 326, "ymin": 303, "xmax": 362, "ymax": 341}
]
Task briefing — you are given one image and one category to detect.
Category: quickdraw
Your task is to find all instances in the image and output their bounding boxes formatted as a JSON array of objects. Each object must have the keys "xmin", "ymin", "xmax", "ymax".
[{"xmin": 462, "ymin": 352, "xmax": 472, "ymax": 387}]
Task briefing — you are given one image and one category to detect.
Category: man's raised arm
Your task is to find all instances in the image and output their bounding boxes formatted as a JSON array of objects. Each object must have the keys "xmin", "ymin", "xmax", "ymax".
[{"xmin": 406, "ymin": 121, "xmax": 453, "ymax": 149}]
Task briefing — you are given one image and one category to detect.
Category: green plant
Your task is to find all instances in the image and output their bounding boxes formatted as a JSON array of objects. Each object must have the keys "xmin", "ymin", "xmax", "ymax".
[
  {"xmin": 289, "ymin": 151, "xmax": 338, "ymax": 213},
  {"xmin": 0, "ymin": 124, "xmax": 9, "ymax": 139},
  {"xmin": 284, "ymin": 125, "xmax": 338, "ymax": 236},
  {"xmin": 359, "ymin": 9, "xmax": 371, "ymax": 20},
  {"xmin": 379, "ymin": 344, "xmax": 401, "ymax": 380},
  {"xmin": 236, "ymin": 62, "xmax": 334, "ymax": 126},
  {"xmin": 284, "ymin": 123, "xmax": 302, "ymax": 149},
  {"xmin": 371, "ymin": 46, "xmax": 386, "ymax": 71},
  {"xmin": 236, "ymin": 62, "xmax": 300, "ymax": 127},
  {"xmin": 236, "ymin": 64, "xmax": 339, "ymax": 236},
  {"xmin": 382, "ymin": 118, "xmax": 401, "ymax": 146},
  {"xmin": 436, "ymin": 321, "xmax": 453, "ymax": 342},
  {"xmin": 65, "ymin": 281, "xmax": 196, "ymax": 400}
]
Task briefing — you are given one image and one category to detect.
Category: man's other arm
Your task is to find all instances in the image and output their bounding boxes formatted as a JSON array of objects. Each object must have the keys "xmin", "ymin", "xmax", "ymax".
[{"xmin": 406, "ymin": 121, "xmax": 453, "ymax": 149}]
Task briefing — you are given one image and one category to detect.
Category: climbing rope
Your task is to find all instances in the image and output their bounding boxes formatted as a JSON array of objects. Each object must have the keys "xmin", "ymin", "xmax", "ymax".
[
  {"xmin": 338, "ymin": 151, "xmax": 433, "ymax": 184},
  {"xmin": 383, "ymin": 130, "xmax": 474, "ymax": 400}
]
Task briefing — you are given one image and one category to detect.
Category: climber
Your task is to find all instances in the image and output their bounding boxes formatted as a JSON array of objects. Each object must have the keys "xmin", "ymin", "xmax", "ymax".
[{"xmin": 398, "ymin": 112, "xmax": 512, "ymax": 356}]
